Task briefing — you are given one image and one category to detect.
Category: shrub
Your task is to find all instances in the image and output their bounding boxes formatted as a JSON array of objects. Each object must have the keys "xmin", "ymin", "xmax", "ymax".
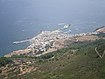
[{"xmin": 0, "ymin": 57, "xmax": 12, "ymax": 67}]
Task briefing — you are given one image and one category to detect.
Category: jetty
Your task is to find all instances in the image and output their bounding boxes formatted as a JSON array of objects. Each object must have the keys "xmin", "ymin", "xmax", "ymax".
[{"xmin": 13, "ymin": 39, "xmax": 31, "ymax": 44}]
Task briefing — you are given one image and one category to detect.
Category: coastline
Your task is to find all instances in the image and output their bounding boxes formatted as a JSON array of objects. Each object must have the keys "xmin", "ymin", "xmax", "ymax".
[
  {"xmin": 94, "ymin": 26, "xmax": 105, "ymax": 32},
  {"xmin": 4, "ymin": 26, "xmax": 105, "ymax": 57}
]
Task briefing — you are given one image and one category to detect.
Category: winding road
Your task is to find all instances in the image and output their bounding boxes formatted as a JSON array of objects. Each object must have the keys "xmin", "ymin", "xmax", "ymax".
[{"xmin": 95, "ymin": 47, "xmax": 105, "ymax": 58}]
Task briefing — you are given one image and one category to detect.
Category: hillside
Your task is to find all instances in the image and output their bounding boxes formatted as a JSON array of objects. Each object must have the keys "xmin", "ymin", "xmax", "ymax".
[
  {"xmin": 1, "ymin": 26, "xmax": 105, "ymax": 79},
  {"xmin": 0, "ymin": 39, "xmax": 105, "ymax": 79}
]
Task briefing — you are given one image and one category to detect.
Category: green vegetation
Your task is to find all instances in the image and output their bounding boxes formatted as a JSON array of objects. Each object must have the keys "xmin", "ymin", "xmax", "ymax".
[
  {"xmin": 1, "ymin": 39, "xmax": 105, "ymax": 79},
  {"xmin": 11, "ymin": 54, "xmax": 28, "ymax": 58},
  {"xmin": 0, "ymin": 57, "xmax": 12, "ymax": 67},
  {"xmin": 22, "ymin": 39, "xmax": 105, "ymax": 79}
]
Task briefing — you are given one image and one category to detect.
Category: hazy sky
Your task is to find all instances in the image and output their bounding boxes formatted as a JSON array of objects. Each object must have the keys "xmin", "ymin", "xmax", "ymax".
[
  {"xmin": 0, "ymin": 0, "xmax": 105, "ymax": 24},
  {"xmin": 1, "ymin": 0, "xmax": 105, "ymax": 39}
]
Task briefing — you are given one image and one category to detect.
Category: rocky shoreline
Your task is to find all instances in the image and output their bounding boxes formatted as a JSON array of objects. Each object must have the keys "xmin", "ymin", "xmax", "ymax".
[{"xmin": 4, "ymin": 26, "xmax": 105, "ymax": 57}]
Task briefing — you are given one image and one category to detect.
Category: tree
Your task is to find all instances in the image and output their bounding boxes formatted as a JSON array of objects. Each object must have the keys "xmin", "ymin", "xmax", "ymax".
[{"xmin": 0, "ymin": 57, "xmax": 12, "ymax": 67}]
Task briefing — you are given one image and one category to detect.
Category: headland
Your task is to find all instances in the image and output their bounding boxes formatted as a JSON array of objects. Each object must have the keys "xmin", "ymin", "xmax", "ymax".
[{"xmin": 4, "ymin": 26, "xmax": 105, "ymax": 57}]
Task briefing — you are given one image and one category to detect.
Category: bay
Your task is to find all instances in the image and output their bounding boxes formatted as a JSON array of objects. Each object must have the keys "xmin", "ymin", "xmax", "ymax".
[{"xmin": 0, "ymin": 0, "xmax": 105, "ymax": 56}]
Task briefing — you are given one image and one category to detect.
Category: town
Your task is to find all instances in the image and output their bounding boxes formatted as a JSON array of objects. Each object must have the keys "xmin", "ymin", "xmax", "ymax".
[{"xmin": 4, "ymin": 26, "xmax": 101, "ymax": 58}]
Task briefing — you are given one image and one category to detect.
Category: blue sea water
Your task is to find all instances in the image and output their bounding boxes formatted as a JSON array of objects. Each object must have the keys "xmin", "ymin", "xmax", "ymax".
[{"xmin": 0, "ymin": 0, "xmax": 105, "ymax": 56}]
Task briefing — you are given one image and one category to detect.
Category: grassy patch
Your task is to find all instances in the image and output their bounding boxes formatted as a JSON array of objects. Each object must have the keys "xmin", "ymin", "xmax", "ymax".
[{"xmin": 1, "ymin": 39, "xmax": 105, "ymax": 79}]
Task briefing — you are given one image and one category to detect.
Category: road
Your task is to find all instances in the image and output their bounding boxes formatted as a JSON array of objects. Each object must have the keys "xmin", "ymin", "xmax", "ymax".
[{"xmin": 95, "ymin": 47, "xmax": 105, "ymax": 58}]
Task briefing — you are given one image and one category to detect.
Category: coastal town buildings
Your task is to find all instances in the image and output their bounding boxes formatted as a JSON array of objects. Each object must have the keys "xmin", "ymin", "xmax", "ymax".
[{"xmin": 4, "ymin": 26, "xmax": 105, "ymax": 57}]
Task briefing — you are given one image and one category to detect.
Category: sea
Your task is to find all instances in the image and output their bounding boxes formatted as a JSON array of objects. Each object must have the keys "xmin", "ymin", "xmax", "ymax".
[{"xmin": 0, "ymin": 0, "xmax": 105, "ymax": 56}]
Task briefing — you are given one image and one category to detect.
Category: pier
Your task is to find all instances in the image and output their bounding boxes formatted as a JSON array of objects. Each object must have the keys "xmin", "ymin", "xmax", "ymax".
[{"xmin": 13, "ymin": 39, "xmax": 31, "ymax": 44}]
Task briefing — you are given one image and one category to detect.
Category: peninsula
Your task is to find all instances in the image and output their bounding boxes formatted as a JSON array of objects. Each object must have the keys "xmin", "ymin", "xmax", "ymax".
[
  {"xmin": 4, "ymin": 26, "xmax": 105, "ymax": 57},
  {"xmin": 1, "ymin": 26, "xmax": 105, "ymax": 79}
]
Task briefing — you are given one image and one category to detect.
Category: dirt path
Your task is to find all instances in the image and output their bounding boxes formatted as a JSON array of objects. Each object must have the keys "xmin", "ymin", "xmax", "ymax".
[{"xmin": 95, "ymin": 47, "xmax": 105, "ymax": 58}]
